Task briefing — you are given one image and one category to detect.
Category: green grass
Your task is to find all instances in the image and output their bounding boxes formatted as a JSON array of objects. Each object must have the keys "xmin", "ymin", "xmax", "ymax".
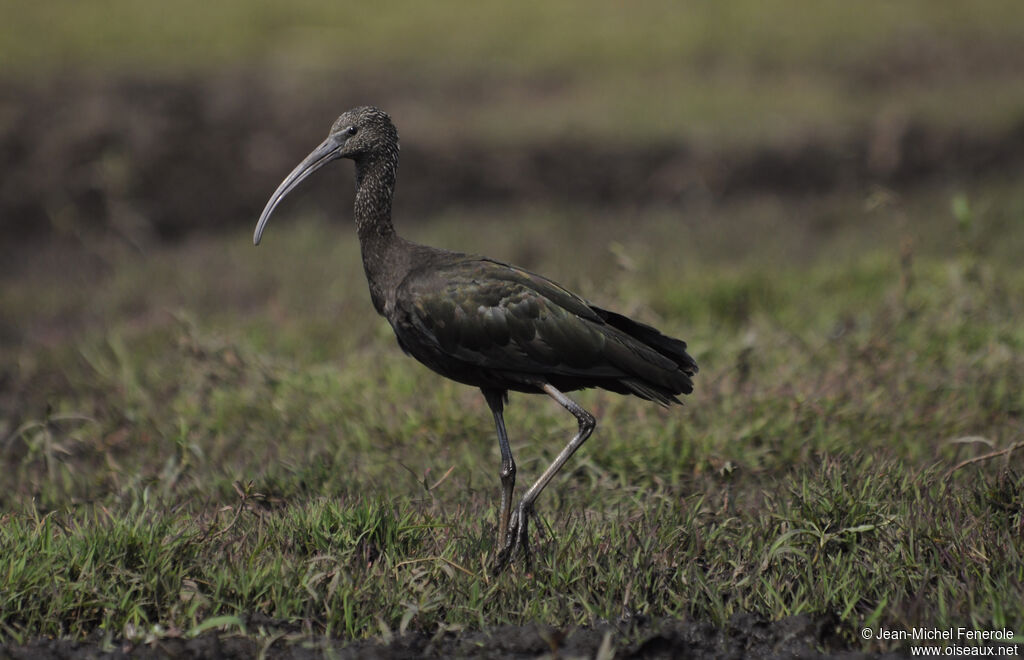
[
  {"xmin": 6, "ymin": 0, "xmax": 1022, "ymax": 78},
  {"xmin": 2, "ymin": 183, "xmax": 1023, "ymax": 649}
]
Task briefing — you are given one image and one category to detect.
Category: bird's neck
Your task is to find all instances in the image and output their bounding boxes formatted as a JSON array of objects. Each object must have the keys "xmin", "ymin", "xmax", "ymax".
[
  {"xmin": 353, "ymin": 152, "xmax": 403, "ymax": 315},
  {"xmin": 353, "ymin": 153, "xmax": 398, "ymax": 241}
]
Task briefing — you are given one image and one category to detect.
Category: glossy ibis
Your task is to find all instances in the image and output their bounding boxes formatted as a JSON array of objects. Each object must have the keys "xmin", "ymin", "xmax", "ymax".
[{"xmin": 254, "ymin": 106, "xmax": 697, "ymax": 571}]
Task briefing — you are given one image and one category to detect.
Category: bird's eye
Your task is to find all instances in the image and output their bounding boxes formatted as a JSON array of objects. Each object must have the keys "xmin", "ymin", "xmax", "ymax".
[{"xmin": 345, "ymin": 126, "xmax": 358, "ymax": 137}]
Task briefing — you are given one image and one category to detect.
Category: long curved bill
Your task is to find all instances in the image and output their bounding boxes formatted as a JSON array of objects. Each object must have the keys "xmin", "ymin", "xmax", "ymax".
[{"xmin": 253, "ymin": 135, "xmax": 342, "ymax": 246}]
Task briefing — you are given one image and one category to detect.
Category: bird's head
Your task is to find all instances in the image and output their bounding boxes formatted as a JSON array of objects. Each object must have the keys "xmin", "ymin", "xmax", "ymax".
[{"xmin": 254, "ymin": 106, "xmax": 398, "ymax": 245}]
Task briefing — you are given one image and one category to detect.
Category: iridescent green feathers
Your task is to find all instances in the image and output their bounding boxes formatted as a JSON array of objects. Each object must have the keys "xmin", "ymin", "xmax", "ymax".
[{"xmin": 392, "ymin": 258, "xmax": 697, "ymax": 404}]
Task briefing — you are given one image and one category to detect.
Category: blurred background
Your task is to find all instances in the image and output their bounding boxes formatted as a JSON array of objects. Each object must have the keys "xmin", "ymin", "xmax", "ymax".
[{"xmin": 3, "ymin": 0, "xmax": 1024, "ymax": 243}]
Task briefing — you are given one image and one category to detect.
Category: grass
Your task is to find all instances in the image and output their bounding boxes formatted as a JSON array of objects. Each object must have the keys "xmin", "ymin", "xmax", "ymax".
[{"xmin": 2, "ymin": 181, "xmax": 1023, "ymax": 650}]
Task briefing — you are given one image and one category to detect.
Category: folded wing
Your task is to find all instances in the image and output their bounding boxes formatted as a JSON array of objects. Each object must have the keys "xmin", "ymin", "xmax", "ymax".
[{"xmin": 393, "ymin": 258, "xmax": 697, "ymax": 404}]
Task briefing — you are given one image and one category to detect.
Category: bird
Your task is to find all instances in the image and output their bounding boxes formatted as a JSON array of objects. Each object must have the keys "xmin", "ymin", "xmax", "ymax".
[{"xmin": 254, "ymin": 106, "xmax": 697, "ymax": 572}]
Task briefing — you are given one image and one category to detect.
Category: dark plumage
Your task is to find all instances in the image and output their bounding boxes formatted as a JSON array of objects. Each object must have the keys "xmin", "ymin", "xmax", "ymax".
[{"xmin": 254, "ymin": 106, "xmax": 697, "ymax": 571}]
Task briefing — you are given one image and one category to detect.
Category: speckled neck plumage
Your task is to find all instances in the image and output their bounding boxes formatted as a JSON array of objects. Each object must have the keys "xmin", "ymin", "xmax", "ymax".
[
  {"xmin": 353, "ymin": 150, "xmax": 397, "ymax": 240},
  {"xmin": 353, "ymin": 145, "xmax": 404, "ymax": 315}
]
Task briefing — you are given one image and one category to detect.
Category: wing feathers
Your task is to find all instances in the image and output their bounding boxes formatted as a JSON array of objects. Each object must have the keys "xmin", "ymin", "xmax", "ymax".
[{"xmin": 395, "ymin": 259, "xmax": 697, "ymax": 402}]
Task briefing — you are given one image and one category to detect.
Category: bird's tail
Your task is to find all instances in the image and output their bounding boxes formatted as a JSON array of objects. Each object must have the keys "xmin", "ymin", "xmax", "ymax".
[{"xmin": 593, "ymin": 306, "xmax": 698, "ymax": 404}]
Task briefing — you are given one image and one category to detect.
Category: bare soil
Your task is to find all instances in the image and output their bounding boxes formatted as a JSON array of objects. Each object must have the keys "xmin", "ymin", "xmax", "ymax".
[
  {"xmin": 2, "ymin": 74, "xmax": 1023, "ymax": 244},
  {"xmin": 0, "ymin": 612, "xmax": 907, "ymax": 658}
]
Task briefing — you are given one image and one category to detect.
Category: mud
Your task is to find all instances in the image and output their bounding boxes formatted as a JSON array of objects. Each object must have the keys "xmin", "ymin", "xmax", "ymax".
[
  {"xmin": 2, "ymin": 73, "xmax": 1023, "ymax": 244},
  {"xmin": 0, "ymin": 612, "xmax": 906, "ymax": 659}
]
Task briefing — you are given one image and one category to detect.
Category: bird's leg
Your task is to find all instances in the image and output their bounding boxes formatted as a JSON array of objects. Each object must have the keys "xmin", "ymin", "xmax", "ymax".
[
  {"xmin": 482, "ymin": 389, "xmax": 516, "ymax": 552},
  {"xmin": 495, "ymin": 383, "xmax": 596, "ymax": 572}
]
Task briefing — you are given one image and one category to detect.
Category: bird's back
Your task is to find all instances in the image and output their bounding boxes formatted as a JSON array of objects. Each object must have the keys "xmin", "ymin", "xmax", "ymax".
[{"xmin": 386, "ymin": 254, "xmax": 697, "ymax": 404}]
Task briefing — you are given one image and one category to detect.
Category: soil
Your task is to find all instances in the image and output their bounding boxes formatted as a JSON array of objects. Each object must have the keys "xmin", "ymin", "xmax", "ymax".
[
  {"xmin": 0, "ymin": 612, "xmax": 908, "ymax": 659},
  {"xmin": 2, "ymin": 74, "xmax": 1023, "ymax": 245}
]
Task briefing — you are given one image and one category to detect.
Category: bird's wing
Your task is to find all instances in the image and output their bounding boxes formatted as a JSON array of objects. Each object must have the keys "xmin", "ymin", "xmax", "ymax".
[{"xmin": 393, "ymin": 258, "xmax": 679, "ymax": 382}]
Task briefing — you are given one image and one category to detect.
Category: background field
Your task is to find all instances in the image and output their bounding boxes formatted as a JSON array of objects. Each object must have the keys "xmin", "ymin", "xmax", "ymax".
[{"xmin": 2, "ymin": 2, "xmax": 1023, "ymax": 657}]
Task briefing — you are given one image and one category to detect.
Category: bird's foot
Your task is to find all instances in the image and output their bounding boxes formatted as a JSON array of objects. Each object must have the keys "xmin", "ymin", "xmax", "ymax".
[{"xmin": 492, "ymin": 502, "xmax": 532, "ymax": 574}]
